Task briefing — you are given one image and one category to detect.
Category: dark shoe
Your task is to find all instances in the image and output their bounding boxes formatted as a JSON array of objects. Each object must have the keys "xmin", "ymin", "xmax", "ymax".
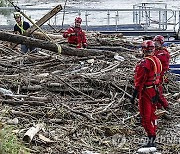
[{"xmin": 143, "ymin": 136, "xmax": 156, "ymax": 147}]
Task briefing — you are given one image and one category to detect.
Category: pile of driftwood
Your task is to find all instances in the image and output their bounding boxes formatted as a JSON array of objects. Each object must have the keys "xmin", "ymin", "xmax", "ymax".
[{"xmin": 0, "ymin": 31, "xmax": 180, "ymax": 154}]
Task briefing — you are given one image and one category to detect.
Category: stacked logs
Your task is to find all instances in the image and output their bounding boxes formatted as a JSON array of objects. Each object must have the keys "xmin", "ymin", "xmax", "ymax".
[{"xmin": 0, "ymin": 31, "xmax": 179, "ymax": 154}]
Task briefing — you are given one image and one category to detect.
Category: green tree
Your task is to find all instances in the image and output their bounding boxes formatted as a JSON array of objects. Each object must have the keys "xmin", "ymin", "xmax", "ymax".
[
  {"xmin": 0, "ymin": 0, "xmax": 14, "ymax": 16},
  {"xmin": 0, "ymin": 0, "xmax": 13, "ymax": 7}
]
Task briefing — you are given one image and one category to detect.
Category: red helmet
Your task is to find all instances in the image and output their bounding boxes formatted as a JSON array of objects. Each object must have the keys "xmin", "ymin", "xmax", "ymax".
[
  {"xmin": 75, "ymin": 17, "xmax": 82, "ymax": 23},
  {"xmin": 141, "ymin": 40, "xmax": 155, "ymax": 52},
  {"xmin": 153, "ymin": 35, "xmax": 165, "ymax": 45}
]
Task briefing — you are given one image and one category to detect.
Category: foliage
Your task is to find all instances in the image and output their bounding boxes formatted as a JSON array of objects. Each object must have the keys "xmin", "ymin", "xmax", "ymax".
[
  {"xmin": 0, "ymin": 0, "xmax": 14, "ymax": 16},
  {"xmin": 0, "ymin": 125, "xmax": 29, "ymax": 154},
  {"xmin": 0, "ymin": 0, "xmax": 10, "ymax": 7}
]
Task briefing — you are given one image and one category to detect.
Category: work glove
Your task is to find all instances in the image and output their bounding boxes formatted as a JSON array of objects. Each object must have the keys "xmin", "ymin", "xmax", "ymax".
[
  {"xmin": 130, "ymin": 89, "xmax": 138, "ymax": 105},
  {"xmin": 68, "ymin": 33, "xmax": 76, "ymax": 37}
]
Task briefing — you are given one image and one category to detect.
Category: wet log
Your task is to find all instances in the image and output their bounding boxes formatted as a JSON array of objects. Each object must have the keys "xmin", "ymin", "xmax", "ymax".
[{"xmin": 0, "ymin": 31, "xmax": 116, "ymax": 57}]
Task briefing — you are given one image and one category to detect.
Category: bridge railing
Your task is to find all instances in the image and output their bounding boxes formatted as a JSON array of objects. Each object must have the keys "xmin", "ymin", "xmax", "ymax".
[{"xmin": 0, "ymin": 6, "xmax": 179, "ymax": 32}]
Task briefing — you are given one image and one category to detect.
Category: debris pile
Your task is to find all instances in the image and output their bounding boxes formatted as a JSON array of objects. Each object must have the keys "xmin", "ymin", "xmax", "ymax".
[{"xmin": 0, "ymin": 32, "xmax": 179, "ymax": 154}]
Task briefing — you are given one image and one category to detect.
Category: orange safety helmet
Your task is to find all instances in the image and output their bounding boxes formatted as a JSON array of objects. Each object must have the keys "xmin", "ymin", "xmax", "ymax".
[
  {"xmin": 153, "ymin": 35, "xmax": 165, "ymax": 45},
  {"xmin": 141, "ymin": 40, "xmax": 155, "ymax": 52},
  {"xmin": 75, "ymin": 17, "xmax": 82, "ymax": 23}
]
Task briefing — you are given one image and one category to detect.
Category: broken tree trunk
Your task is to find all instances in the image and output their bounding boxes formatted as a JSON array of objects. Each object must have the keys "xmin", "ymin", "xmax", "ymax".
[
  {"xmin": 23, "ymin": 123, "xmax": 44, "ymax": 143},
  {"xmin": 0, "ymin": 31, "xmax": 116, "ymax": 57},
  {"xmin": 25, "ymin": 5, "xmax": 62, "ymax": 35}
]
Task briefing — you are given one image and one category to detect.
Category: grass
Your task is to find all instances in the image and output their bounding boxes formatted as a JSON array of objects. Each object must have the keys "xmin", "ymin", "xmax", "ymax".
[{"xmin": 0, "ymin": 125, "xmax": 29, "ymax": 154}]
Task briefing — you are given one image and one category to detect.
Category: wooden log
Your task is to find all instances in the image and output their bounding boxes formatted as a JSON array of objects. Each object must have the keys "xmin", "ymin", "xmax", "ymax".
[
  {"xmin": 11, "ymin": 110, "xmax": 36, "ymax": 120},
  {"xmin": 1, "ymin": 99, "xmax": 46, "ymax": 106},
  {"xmin": 70, "ymin": 99, "xmax": 110, "ymax": 104},
  {"xmin": 32, "ymin": 31, "xmax": 64, "ymax": 40},
  {"xmin": 24, "ymin": 54, "xmax": 51, "ymax": 62},
  {"xmin": 26, "ymin": 5, "xmax": 62, "ymax": 35},
  {"xmin": 0, "ymin": 74, "xmax": 19, "ymax": 78},
  {"xmin": 49, "ymin": 119, "xmax": 66, "ymax": 124},
  {"xmin": 61, "ymin": 103, "xmax": 94, "ymax": 121},
  {"xmin": 22, "ymin": 85, "xmax": 42, "ymax": 91},
  {"xmin": 88, "ymin": 46, "xmax": 135, "ymax": 52},
  {"xmin": 11, "ymin": 95, "xmax": 49, "ymax": 102},
  {"xmin": 48, "ymin": 87, "xmax": 95, "ymax": 93},
  {"xmin": 23, "ymin": 123, "xmax": 44, "ymax": 143},
  {"xmin": 0, "ymin": 31, "xmax": 116, "ymax": 57}
]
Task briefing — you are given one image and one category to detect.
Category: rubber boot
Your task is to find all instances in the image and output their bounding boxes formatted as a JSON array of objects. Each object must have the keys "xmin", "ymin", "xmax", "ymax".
[{"xmin": 143, "ymin": 136, "xmax": 156, "ymax": 147}]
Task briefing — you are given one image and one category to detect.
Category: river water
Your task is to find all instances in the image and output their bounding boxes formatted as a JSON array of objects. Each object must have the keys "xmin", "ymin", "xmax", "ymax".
[
  {"xmin": 1, "ymin": 0, "xmax": 180, "ymax": 27},
  {"xmin": 18, "ymin": 0, "xmax": 180, "ymax": 9}
]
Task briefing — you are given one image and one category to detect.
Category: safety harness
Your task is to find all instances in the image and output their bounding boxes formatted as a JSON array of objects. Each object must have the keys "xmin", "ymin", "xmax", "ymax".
[
  {"xmin": 16, "ymin": 21, "xmax": 25, "ymax": 34},
  {"xmin": 144, "ymin": 56, "xmax": 162, "ymax": 88},
  {"xmin": 144, "ymin": 56, "xmax": 162, "ymax": 103}
]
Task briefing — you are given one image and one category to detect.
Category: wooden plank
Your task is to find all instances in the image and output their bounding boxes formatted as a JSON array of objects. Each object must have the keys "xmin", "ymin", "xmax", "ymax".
[{"xmin": 26, "ymin": 4, "xmax": 62, "ymax": 35}]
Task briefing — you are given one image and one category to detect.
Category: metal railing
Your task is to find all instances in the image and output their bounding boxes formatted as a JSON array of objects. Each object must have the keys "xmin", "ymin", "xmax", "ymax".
[
  {"xmin": 0, "ymin": 3, "xmax": 180, "ymax": 32},
  {"xmin": 133, "ymin": 3, "xmax": 177, "ymax": 31}
]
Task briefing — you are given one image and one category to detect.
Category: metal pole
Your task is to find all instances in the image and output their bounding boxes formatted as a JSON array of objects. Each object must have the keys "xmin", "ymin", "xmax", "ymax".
[
  {"xmin": 162, "ymin": 11, "xmax": 165, "ymax": 30},
  {"xmin": 159, "ymin": 10, "xmax": 161, "ymax": 29},
  {"xmin": 166, "ymin": 5, "xmax": 168, "ymax": 30},
  {"xmin": 179, "ymin": 11, "xmax": 180, "ymax": 32},
  {"xmin": 142, "ymin": 3, "xmax": 144, "ymax": 18},
  {"xmin": 107, "ymin": 10, "xmax": 110, "ymax": 27},
  {"xmin": 148, "ymin": 8, "xmax": 150, "ymax": 27},
  {"xmin": 138, "ymin": 6, "xmax": 141, "ymax": 24},
  {"xmin": 174, "ymin": 11, "xmax": 176, "ymax": 31},
  {"xmin": 85, "ymin": 11, "xmax": 88, "ymax": 31},
  {"xmin": 133, "ymin": 5, "xmax": 135, "ymax": 23},
  {"xmin": 115, "ymin": 11, "xmax": 119, "ymax": 31}
]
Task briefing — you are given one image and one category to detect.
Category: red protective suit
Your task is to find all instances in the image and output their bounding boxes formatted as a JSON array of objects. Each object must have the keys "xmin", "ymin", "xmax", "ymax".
[
  {"xmin": 134, "ymin": 55, "xmax": 162, "ymax": 136},
  {"xmin": 63, "ymin": 26, "xmax": 87, "ymax": 48},
  {"xmin": 154, "ymin": 47, "xmax": 170, "ymax": 109}
]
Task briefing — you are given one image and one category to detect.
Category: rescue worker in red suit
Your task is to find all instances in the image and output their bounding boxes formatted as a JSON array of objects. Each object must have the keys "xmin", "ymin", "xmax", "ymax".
[
  {"xmin": 131, "ymin": 40, "xmax": 162, "ymax": 147},
  {"xmin": 63, "ymin": 17, "xmax": 87, "ymax": 48},
  {"xmin": 153, "ymin": 35, "xmax": 170, "ymax": 111}
]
